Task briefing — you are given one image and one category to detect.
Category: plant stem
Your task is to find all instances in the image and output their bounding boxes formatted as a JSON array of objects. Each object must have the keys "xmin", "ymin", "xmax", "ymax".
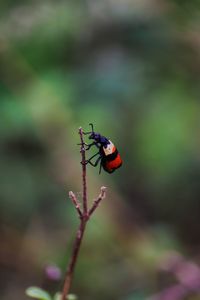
[
  {"xmin": 61, "ymin": 127, "xmax": 88, "ymax": 300},
  {"xmin": 89, "ymin": 186, "xmax": 106, "ymax": 217},
  {"xmin": 61, "ymin": 126, "xmax": 106, "ymax": 300},
  {"xmin": 69, "ymin": 191, "xmax": 83, "ymax": 219},
  {"xmin": 79, "ymin": 127, "xmax": 88, "ymax": 215},
  {"xmin": 61, "ymin": 219, "xmax": 87, "ymax": 300}
]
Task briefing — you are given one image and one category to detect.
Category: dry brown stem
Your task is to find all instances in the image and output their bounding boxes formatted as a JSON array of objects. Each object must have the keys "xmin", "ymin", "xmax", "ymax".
[{"xmin": 61, "ymin": 127, "xmax": 106, "ymax": 300}]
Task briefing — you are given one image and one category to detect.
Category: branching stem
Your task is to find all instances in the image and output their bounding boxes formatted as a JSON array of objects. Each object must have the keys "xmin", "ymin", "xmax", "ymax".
[
  {"xmin": 89, "ymin": 186, "xmax": 106, "ymax": 217},
  {"xmin": 61, "ymin": 126, "xmax": 106, "ymax": 300},
  {"xmin": 69, "ymin": 191, "xmax": 82, "ymax": 219}
]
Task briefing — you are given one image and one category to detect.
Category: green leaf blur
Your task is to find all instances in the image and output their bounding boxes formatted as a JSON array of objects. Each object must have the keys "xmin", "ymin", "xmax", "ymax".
[{"xmin": 26, "ymin": 287, "xmax": 51, "ymax": 300}]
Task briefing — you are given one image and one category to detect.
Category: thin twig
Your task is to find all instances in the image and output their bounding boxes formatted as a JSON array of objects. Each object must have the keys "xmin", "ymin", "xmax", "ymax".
[
  {"xmin": 79, "ymin": 127, "xmax": 88, "ymax": 216},
  {"xmin": 89, "ymin": 186, "xmax": 107, "ymax": 217},
  {"xmin": 61, "ymin": 126, "xmax": 106, "ymax": 300},
  {"xmin": 61, "ymin": 220, "xmax": 87, "ymax": 300},
  {"xmin": 69, "ymin": 191, "xmax": 83, "ymax": 219},
  {"xmin": 61, "ymin": 127, "xmax": 88, "ymax": 300}
]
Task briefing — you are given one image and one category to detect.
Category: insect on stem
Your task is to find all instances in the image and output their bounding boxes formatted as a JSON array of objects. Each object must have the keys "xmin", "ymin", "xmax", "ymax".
[{"xmin": 61, "ymin": 125, "xmax": 107, "ymax": 300}]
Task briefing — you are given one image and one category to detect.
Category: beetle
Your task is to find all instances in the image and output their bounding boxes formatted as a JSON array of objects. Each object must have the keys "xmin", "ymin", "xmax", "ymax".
[{"xmin": 82, "ymin": 123, "xmax": 122, "ymax": 174}]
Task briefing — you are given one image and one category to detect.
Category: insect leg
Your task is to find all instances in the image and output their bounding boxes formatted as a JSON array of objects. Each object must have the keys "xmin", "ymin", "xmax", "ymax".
[
  {"xmin": 81, "ymin": 152, "xmax": 99, "ymax": 165},
  {"xmin": 86, "ymin": 152, "xmax": 99, "ymax": 163},
  {"xmin": 77, "ymin": 142, "xmax": 89, "ymax": 146},
  {"xmin": 85, "ymin": 142, "xmax": 100, "ymax": 150},
  {"xmin": 78, "ymin": 141, "xmax": 100, "ymax": 149},
  {"xmin": 87, "ymin": 155, "xmax": 102, "ymax": 167},
  {"xmin": 82, "ymin": 131, "xmax": 92, "ymax": 135}
]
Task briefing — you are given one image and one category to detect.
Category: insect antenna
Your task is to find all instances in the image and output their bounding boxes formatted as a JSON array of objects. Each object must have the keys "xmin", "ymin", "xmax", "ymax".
[
  {"xmin": 89, "ymin": 123, "xmax": 94, "ymax": 132},
  {"xmin": 82, "ymin": 123, "xmax": 94, "ymax": 135}
]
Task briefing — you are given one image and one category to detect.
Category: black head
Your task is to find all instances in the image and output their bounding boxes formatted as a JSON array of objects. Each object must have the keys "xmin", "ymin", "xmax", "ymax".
[
  {"xmin": 85, "ymin": 123, "xmax": 109, "ymax": 146},
  {"xmin": 88, "ymin": 123, "xmax": 101, "ymax": 141}
]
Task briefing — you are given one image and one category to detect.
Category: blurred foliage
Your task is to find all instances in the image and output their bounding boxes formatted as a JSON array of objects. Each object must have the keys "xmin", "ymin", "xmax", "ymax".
[
  {"xmin": 26, "ymin": 287, "xmax": 77, "ymax": 300},
  {"xmin": 1, "ymin": 0, "xmax": 200, "ymax": 300}
]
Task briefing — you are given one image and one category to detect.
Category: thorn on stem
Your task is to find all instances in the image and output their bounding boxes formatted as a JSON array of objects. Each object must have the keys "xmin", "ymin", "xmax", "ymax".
[{"xmin": 100, "ymin": 186, "xmax": 106, "ymax": 198}]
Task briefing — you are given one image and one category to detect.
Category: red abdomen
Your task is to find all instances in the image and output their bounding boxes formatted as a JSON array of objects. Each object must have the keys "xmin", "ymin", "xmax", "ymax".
[{"xmin": 103, "ymin": 153, "xmax": 123, "ymax": 173}]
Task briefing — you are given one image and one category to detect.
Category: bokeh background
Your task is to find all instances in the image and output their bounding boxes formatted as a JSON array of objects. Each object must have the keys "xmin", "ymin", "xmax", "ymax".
[{"xmin": 1, "ymin": 0, "xmax": 200, "ymax": 299}]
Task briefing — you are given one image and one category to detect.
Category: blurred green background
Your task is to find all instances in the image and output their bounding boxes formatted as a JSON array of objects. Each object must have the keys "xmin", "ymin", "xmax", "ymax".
[{"xmin": 1, "ymin": 0, "xmax": 200, "ymax": 299}]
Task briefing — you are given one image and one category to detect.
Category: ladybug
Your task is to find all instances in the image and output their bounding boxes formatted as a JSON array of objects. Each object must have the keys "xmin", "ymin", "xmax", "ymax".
[{"xmin": 83, "ymin": 123, "xmax": 122, "ymax": 174}]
